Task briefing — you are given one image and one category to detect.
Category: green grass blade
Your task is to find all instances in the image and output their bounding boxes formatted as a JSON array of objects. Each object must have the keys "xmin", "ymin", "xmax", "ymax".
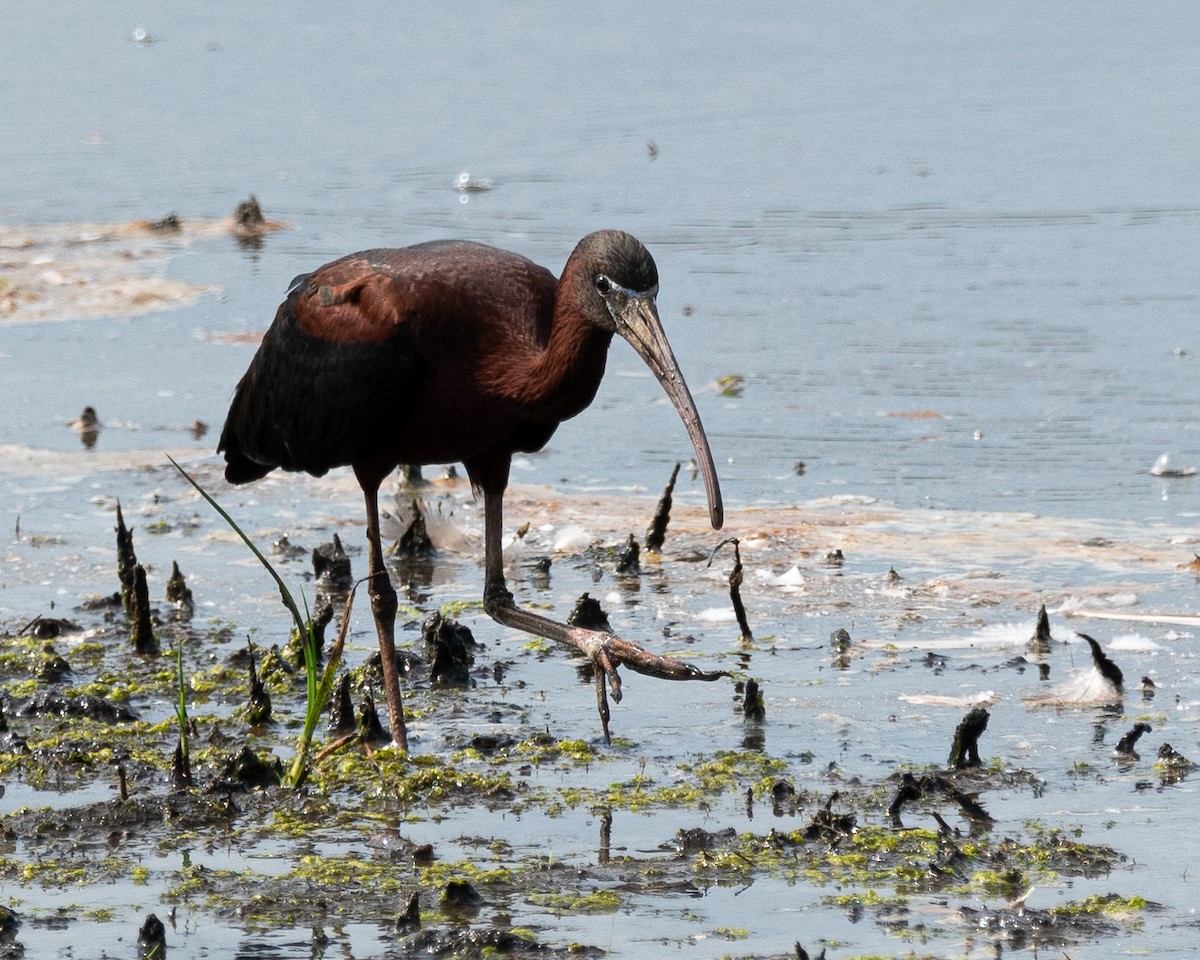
[
  {"xmin": 169, "ymin": 454, "xmax": 345, "ymax": 788},
  {"xmin": 167, "ymin": 454, "xmax": 307, "ymax": 640}
]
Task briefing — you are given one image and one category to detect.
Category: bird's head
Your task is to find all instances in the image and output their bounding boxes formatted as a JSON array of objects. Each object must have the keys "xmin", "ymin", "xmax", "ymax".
[{"xmin": 570, "ymin": 230, "xmax": 724, "ymax": 530}]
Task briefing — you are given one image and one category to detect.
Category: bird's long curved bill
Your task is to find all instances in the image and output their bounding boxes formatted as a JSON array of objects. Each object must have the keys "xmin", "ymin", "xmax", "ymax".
[{"xmin": 617, "ymin": 298, "xmax": 724, "ymax": 530}]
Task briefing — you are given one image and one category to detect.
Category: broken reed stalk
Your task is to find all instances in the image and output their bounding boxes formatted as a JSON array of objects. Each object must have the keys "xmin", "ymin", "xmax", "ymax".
[
  {"xmin": 708, "ymin": 537, "xmax": 753, "ymax": 641},
  {"xmin": 115, "ymin": 502, "xmax": 137, "ymax": 616},
  {"xmin": 131, "ymin": 563, "xmax": 159, "ymax": 654},
  {"xmin": 173, "ymin": 640, "xmax": 193, "ymax": 787},
  {"xmin": 167, "ymin": 455, "xmax": 346, "ymax": 788},
  {"xmin": 645, "ymin": 461, "xmax": 680, "ymax": 552},
  {"xmin": 115, "ymin": 501, "xmax": 158, "ymax": 652},
  {"xmin": 245, "ymin": 639, "xmax": 272, "ymax": 726}
]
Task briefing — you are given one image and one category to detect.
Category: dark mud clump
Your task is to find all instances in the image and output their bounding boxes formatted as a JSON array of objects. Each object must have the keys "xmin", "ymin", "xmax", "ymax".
[
  {"xmin": 947, "ymin": 706, "xmax": 989, "ymax": 769},
  {"xmin": 566, "ymin": 592, "xmax": 610, "ymax": 631},
  {"xmin": 423, "ymin": 612, "xmax": 480, "ymax": 689},
  {"xmin": 11, "ymin": 691, "xmax": 139, "ymax": 723}
]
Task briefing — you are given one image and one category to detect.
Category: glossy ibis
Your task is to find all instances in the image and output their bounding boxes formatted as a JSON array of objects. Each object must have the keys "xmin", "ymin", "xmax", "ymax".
[{"xmin": 219, "ymin": 230, "xmax": 724, "ymax": 750}]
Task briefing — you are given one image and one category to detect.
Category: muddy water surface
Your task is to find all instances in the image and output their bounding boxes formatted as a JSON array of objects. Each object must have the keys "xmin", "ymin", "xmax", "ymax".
[{"xmin": 4, "ymin": 2, "xmax": 1200, "ymax": 958}]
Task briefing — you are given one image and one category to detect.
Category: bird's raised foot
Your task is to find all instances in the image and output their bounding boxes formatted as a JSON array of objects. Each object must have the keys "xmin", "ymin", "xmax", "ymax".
[
  {"xmin": 581, "ymin": 630, "xmax": 730, "ymax": 745},
  {"xmin": 483, "ymin": 591, "xmax": 728, "ymax": 744}
]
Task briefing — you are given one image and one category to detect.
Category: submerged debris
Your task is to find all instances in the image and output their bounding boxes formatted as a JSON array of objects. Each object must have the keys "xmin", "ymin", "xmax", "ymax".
[
  {"xmin": 644, "ymin": 462, "xmax": 680, "ymax": 552},
  {"xmin": 947, "ymin": 706, "xmax": 990, "ymax": 769}
]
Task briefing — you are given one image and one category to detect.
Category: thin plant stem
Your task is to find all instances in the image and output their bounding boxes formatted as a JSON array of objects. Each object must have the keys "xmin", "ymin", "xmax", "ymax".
[
  {"xmin": 168, "ymin": 455, "xmax": 347, "ymax": 788},
  {"xmin": 175, "ymin": 640, "xmax": 188, "ymax": 763}
]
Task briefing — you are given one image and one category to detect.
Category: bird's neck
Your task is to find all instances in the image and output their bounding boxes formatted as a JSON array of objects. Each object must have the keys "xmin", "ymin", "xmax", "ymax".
[{"xmin": 514, "ymin": 299, "xmax": 614, "ymax": 421}]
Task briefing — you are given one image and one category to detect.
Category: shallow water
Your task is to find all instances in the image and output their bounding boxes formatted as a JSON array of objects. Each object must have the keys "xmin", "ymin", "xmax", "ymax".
[{"xmin": 4, "ymin": 2, "xmax": 1200, "ymax": 958}]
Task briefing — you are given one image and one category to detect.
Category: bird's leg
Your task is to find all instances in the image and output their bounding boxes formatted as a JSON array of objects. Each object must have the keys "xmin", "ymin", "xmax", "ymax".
[
  {"xmin": 362, "ymin": 483, "xmax": 409, "ymax": 752},
  {"xmin": 481, "ymin": 491, "xmax": 726, "ymax": 743}
]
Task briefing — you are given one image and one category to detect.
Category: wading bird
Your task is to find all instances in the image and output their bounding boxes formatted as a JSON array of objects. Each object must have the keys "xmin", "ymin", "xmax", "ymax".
[{"xmin": 219, "ymin": 230, "xmax": 724, "ymax": 750}]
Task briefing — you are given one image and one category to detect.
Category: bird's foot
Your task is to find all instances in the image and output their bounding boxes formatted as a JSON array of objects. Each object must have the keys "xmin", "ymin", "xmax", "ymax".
[
  {"xmin": 580, "ymin": 630, "xmax": 729, "ymax": 744},
  {"xmin": 483, "ymin": 591, "xmax": 727, "ymax": 745}
]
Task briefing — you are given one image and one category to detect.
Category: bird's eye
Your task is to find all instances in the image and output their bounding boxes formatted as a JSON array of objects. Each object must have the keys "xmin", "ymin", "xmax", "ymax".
[{"xmin": 593, "ymin": 274, "xmax": 612, "ymax": 295}]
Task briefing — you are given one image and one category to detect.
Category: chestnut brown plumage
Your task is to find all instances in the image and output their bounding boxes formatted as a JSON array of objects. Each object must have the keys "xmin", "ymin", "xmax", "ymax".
[{"xmin": 219, "ymin": 230, "xmax": 725, "ymax": 749}]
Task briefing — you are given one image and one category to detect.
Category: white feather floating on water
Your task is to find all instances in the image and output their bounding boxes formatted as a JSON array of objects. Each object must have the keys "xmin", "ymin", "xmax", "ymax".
[
  {"xmin": 1023, "ymin": 665, "xmax": 1122, "ymax": 707},
  {"xmin": 551, "ymin": 525, "xmax": 593, "ymax": 553},
  {"xmin": 1149, "ymin": 451, "xmax": 1196, "ymax": 477},
  {"xmin": 1025, "ymin": 634, "xmax": 1124, "ymax": 708},
  {"xmin": 764, "ymin": 565, "xmax": 805, "ymax": 588}
]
